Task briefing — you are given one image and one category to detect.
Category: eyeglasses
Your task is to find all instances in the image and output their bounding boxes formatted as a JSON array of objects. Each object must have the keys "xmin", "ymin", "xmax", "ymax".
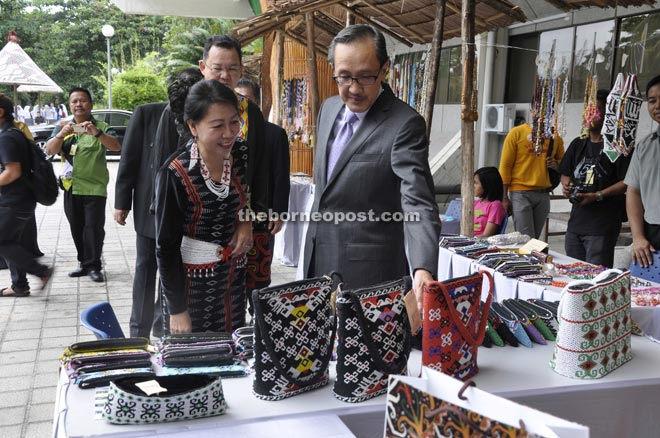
[
  {"xmin": 333, "ymin": 75, "xmax": 380, "ymax": 86},
  {"xmin": 205, "ymin": 65, "xmax": 240, "ymax": 75}
]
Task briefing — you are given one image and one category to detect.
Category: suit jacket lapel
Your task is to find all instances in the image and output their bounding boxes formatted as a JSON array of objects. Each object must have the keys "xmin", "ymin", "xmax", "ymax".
[
  {"xmin": 316, "ymin": 98, "xmax": 344, "ymax": 192},
  {"xmin": 324, "ymin": 86, "xmax": 395, "ymax": 191}
]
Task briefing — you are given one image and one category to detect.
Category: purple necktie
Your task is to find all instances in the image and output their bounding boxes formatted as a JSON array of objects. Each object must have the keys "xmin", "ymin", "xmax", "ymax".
[{"xmin": 327, "ymin": 110, "xmax": 359, "ymax": 179}]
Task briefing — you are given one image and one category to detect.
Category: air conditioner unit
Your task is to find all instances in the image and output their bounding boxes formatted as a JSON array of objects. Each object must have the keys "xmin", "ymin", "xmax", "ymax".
[{"xmin": 483, "ymin": 104, "xmax": 516, "ymax": 134}]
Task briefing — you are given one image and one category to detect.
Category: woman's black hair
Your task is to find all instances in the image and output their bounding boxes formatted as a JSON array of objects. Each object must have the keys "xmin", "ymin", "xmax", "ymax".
[
  {"xmin": 169, "ymin": 68, "xmax": 204, "ymax": 132},
  {"xmin": 0, "ymin": 93, "xmax": 15, "ymax": 123},
  {"xmin": 184, "ymin": 79, "xmax": 239, "ymax": 124},
  {"xmin": 474, "ymin": 167, "xmax": 504, "ymax": 202}
]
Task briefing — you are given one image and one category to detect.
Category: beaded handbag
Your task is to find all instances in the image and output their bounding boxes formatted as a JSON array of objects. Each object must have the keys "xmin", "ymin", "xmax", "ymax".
[
  {"xmin": 333, "ymin": 277, "xmax": 411, "ymax": 403},
  {"xmin": 252, "ymin": 274, "xmax": 337, "ymax": 400},
  {"xmin": 551, "ymin": 269, "xmax": 632, "ymax": 379},
  {"xmin": 103, "ymin": 375, "xmax": 227, "ymax": 424},
  {"xmin": 422, "ymin": 271, "xmax": 494, "ymax": 380}
]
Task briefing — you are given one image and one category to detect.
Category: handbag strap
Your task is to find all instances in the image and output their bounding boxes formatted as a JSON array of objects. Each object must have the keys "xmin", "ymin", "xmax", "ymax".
[
  {"xmin": 430, "ymin": 270, "xmax": 494, "ymax": 346},
  {"xmin": 252, "ymin": 277, "xmax": 337, "ymax": 388},
  {"xmin": 347, "ymin": 282, "xmax": 411, "ymax": 375}
]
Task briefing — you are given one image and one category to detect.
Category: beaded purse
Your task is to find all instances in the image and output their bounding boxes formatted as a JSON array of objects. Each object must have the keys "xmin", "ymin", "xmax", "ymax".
[
  {"xmin": 422, "ymin": 271, "xmax": 494, "ymax": 380},
  {"xmin": 333, "ymin": 277, "xmax": 411, "ymax": 403},
  {"xmin": 551, "ymin": 269, "xmax": 632, "ymax": 379},
  {"xmin": 104, "ymin": 375, "xmax": 227, "ymax": 424},
  {"xmin": 252, "ymin": 274, "xmax": 337, "ymax": 400}
]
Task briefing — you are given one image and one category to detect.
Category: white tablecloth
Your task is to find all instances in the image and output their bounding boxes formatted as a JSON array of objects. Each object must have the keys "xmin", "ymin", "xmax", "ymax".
[
  {"xmin": 53, "ymin": 337, "xmax": 660, "ymax": 438},
  {"xmin": 273, "ymin": 178, "xmax": 313, "ymax": 267}
]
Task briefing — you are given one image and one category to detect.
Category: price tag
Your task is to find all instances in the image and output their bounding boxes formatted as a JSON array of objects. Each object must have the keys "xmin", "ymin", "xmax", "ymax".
[
  {"xmin": 518, "ymin": 238, "xmax": 549, "ymax": 254},
  {"xmin": 404, "ymin": 289, "xmax": 422, "ymax": 335},
  {"xmin": 135, "ymin": 380, "xmax": 167, "ymax": 396}
]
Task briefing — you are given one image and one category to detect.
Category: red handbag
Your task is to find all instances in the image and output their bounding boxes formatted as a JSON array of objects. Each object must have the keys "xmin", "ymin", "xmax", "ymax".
[{"xmin": 422, "ymin": 270, "xmax": 494, "ymax": 380}]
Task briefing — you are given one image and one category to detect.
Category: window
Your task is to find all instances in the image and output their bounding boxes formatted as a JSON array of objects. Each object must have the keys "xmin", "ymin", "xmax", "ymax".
[
  {"xmin": 434, "ymin": 46, "xmax": 462, "ymax": 104},
  {"xmin": 108, "ymin": 112, "xmax": 131, "ymax": 127},
  {"xmin": 570, "ymin": 20, "xmax": 615, "ymax": 100},
  {"xmin": 505, "ymin": 33, "xmax": 539, "ymax": 103},
  {"xmin": 615, "ymin": 11, "xmax": 660, "ymax": 98},
  {"xmin": 538, "ymin": 27, "xmax": 574, "ymax": 78}
]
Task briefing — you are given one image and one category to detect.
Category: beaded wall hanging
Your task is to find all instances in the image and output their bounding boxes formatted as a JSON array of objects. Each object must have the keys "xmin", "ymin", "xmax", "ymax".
[
  {"xmin": 602, "ymin": 73, "xmax": 642, "ymax": 163},
  {"xmin": 531, "ymin": 40, "xmax": 569, "ymax": 155},
  {"xmin": 279, "ymin": 78, "xmax": 311, "ymax": 144},
  {"xmin": 388, "ymin": 50, "xmax": 428, "ymax": 115}
]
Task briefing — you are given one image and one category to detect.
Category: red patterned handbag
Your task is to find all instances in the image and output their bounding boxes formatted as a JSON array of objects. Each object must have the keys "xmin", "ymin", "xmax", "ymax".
[{"xmin": 422, "ymin": 271, "xmax": 494, "ymax": 380}]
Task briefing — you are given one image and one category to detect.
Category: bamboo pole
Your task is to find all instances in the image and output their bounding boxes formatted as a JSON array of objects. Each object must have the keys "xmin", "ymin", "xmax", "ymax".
[
  {"xmin": 261, "ymin": 32, "xmax": 274, "ymax": 119},
  {"xmin": 460, "ymin": 0, "xmax": 476, "ymax": 237},
  {"xmin": 305, "ymin": 12, "xmax": 320, "ymax": 148},
  {"xmin": 423, "ymin": 0, "xmax": 446, "ymax": 140},
  {"xmin": 275, "ymin": 30, "xmax": 285, "ymax": 126}
]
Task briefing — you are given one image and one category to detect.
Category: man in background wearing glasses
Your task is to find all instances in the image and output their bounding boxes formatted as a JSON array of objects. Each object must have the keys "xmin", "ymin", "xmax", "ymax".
[{"xmin": 301, "ymin": 25, "xmax": 440, "ymax": 313}]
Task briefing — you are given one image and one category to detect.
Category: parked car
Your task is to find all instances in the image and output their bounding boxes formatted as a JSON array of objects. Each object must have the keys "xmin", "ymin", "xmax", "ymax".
[{"xmin": 29, "ymin": 109, "xmax": 132, "ymax": 159}]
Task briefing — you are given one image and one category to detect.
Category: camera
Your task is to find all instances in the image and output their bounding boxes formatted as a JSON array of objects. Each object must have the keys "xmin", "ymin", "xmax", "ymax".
[{"xmin": 568, "ymin": 181, "xmax": 585, "ymax": 205}]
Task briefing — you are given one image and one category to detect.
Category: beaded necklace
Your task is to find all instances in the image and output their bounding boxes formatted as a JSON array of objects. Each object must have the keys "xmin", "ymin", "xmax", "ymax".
[{"xmin": 189, "ymin": 141, "xmax": 232, "ymax": 200}]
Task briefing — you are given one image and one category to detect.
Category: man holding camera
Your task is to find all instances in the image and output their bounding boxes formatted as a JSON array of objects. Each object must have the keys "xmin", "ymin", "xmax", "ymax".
[
  {"xmin": 46, "ymin": 87, "xmax": 121, "ymax": 282},
  {"xmin": 558, "ymin": 89, "xmax": 631, "ymax": 268}
]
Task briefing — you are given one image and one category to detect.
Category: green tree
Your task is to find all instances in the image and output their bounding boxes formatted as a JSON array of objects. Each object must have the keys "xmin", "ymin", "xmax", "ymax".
[{"xmin": 96, "ymin": 52, "xmax": 167, "ymax": 110}]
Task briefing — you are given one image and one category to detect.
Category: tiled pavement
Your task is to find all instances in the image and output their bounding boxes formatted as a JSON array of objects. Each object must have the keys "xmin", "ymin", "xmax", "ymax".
[{"xmin": 0, "ymin": 161, "xmax": 297, "ymax": 438}]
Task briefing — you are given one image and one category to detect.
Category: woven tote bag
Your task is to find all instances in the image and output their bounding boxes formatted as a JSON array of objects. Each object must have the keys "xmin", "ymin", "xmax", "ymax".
[
  {"xmin": 422, "ymin": 271, "xmax": 494, "ymax": 380},
  {"xmin": 252, "ymin": 274, "xmax": 337, "ymax": 400},
  {"xmin": 550, "ymin": 269, "xmax": 632, "ymax": 379},
  {"xmin": 333, "ymin": 277, "xmax": 411, "ymax": 402}
]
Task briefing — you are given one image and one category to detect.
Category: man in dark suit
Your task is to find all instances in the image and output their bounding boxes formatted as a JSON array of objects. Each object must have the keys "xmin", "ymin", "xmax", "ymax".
[
  {"xmin": 114, "ymin": 102, "xmax": 167, "ymax": 338},
  {"xmin": 235, "ymin": 78, "xmax": 290, "ymax": 302},
  {"xmin": 301, "ymin": 25, "xmax": 440, "ymax": 311}
]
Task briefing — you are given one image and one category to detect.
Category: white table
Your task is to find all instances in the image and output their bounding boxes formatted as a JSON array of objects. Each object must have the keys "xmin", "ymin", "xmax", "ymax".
[
  {"xmin": 273, "ymin": 177, "xmax": 313, "ymax": 267},
  {"xmin": 436, "ymin": 246, "xmax": 577, "ymax": 302},
  {"xmin": 53, "ymin": 337, "xmax": 660, "ymax": 438}
]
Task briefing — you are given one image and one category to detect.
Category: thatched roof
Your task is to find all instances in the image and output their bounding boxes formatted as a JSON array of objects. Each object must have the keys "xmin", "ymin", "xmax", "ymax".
[
  {"xmin": 543, "ymin": 0, "xmax": 656, "ymax": 11},
  {"xmin": 232, "ymin": 0, "xmax": 527, "ymax": 53}
]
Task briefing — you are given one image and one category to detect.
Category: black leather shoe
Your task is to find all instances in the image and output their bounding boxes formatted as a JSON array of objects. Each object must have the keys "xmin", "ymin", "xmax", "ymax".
[
  {"xmin": 68, "ymin": 267, "xmax": 87, "ymax": 277},
  {"xmin": 88, "ymin": 270, "xmax": 104, "ymax": 283}
]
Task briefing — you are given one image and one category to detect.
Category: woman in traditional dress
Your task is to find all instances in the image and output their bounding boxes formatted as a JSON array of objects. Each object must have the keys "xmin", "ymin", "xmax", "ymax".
[{"xmin": 155, "ymin": 79, "xmax": 253, "ymax": 334}]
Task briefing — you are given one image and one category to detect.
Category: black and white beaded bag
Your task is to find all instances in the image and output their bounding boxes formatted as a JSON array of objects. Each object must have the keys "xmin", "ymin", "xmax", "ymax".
[
  {"xmin": 252, "ymin": 274, "xmax": 338, "ymax": 400},
  {"xmin": 333, "ymin": 277, "xmax": 412, "ymax": 402}
]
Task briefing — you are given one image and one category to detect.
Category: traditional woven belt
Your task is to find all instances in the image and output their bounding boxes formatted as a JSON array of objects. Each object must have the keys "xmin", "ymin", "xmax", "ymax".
[{"xmin": 180, "ymin": 235, "xmax": 232, "ymax": 278}]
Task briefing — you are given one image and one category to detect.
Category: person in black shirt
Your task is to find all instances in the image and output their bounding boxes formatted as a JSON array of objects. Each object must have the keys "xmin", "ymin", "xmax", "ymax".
[
  {"xmin": 558, "ymin": 89, "xmax": 631, "ymax": 267},
  {"xmin": 0, "ymin": 94, "xmax": 52, "ymax": 296}
]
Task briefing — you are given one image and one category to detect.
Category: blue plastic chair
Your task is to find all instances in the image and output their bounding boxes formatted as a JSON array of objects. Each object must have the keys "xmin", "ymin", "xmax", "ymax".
[
  {"xmin": 80, "ymin": 302, "xmax": 125, "ymax": 339},
  {"xmin": 630, "ymin": 252, "xmax": 660, "ymax": 284},
  {"xmin": 499, "ymin": 215, "xmax": 510, "ymax": 235},
  {"xmin": 445, "ymin": 198, "xmax": 461, "ymax": 220}
]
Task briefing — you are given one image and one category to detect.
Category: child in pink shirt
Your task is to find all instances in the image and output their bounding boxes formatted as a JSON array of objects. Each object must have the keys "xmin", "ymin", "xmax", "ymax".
[{"xmin": 474, "ymin": 167, "xmax": 507, "ymax": 237}]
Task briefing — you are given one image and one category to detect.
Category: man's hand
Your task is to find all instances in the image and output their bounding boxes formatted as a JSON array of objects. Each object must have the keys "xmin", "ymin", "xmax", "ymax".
[
  {"xmin": 114, "ymin": 209, "xmax": 129, "ymax": 225},
  {"xmin": 169, "ymin": 311, "xmax": 192, "ymax": 334},
  {"xmin": 57, "ymin": 121, "xmax": 75, "ymax": 138},
  {"xmin": 632, "ymin": 237, "xmax": 656, "ymax": 268},
  {"xmin": 575, "ymin": 192, "xmax": 597, "ymax": 206},
  {"xmin": 561, "ymin": 180, "xmax": 573, "ymax": 198},
  {"xmin": 546, "ymin": 156, "xmax": 558, "ymax": 170},
  {"xmin": 230, "ymin": 221, "xmax": 253, "ymax": 256},
  {"xmin": 502, "ymin": 197, "xmax": 512, "ymax": 216},
  {"xmin": 268, "ymin": 218, "xmax": 284, "ymax": 235},
  {"xmin": 413, "ymin": 269, "xmax": 433, "ymax": 315}
]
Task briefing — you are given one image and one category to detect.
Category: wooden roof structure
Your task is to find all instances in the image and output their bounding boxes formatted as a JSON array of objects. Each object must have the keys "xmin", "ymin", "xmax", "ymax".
[
  {"xmin": 543, "ymin": 0, "xmax": 656, "ymax": 11},
  {"xmin": 232, "ymin": 0, "xmax": 527, "ymax": 52}
]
